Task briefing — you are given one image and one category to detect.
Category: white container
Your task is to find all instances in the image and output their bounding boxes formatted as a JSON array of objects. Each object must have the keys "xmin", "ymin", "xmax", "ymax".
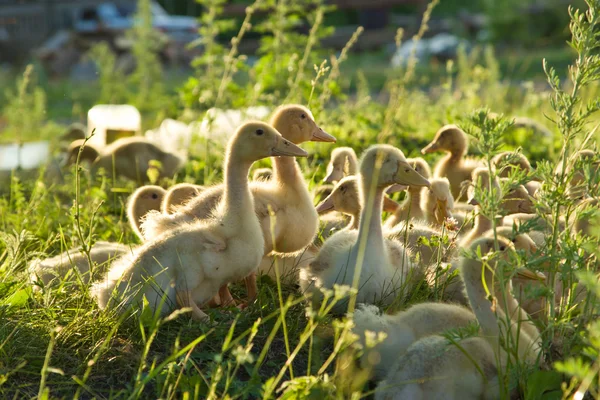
[
  {"xmin": 87, "ymin": 104, "xmax": 141, "ymax": 146},
  {"xmin": 0, "ymin": 140, "xmax": 50, "ymax": 171}
]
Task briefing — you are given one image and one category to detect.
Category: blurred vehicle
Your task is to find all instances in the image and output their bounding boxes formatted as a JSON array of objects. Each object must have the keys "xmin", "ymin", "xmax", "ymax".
[
  {"xmin": 144, "ymin": 2, "xmax": 199, "ymax": 44},
  {"xmin": 0, "ymin": 27, "xmax": 10, "ymax": 62},
  {"xmin": 74, "ymin": 1, "xmax": 199, "ymax": 44},
  {"xmin": 391, "ymin": 33, "xmax": 471, "ymax": 68},
  {"xmin": 74, "ymin": 3, "xmax": 131, "ymax": 36}
]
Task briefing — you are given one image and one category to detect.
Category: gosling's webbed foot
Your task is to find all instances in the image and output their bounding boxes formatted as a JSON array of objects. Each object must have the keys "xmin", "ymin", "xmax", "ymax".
[
  {"xmin": 244, "ymin": 272, "xmax": 258, "ymax": 306},
  {"xmin": 218, "ymin": 284, "xmax": 240, "ymax": 307},
  {"xmin": 176, "ymin": 289, "xmax": 209, "ymax": 322},
  {"xmin": 205, "ymin": 295, "xmax": 221, "ymax": 308}
]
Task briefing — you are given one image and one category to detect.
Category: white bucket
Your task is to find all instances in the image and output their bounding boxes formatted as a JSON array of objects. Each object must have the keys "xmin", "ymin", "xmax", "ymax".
[{"xmin": 87, "ymin": 104, "xmax": 141, "ymax": 146}]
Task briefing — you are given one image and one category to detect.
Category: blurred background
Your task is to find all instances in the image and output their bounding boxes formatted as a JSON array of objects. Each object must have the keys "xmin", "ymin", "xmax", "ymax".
[
  {"xmin": 0, "ymin": 0, "xmax": 580, "ymax": 146},
  {"xmin": 0, "ymin": 0, "xmax": 576, "ymax": 78}
]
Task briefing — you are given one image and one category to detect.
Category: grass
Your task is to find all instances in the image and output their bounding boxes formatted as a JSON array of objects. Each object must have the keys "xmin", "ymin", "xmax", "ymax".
[
  {"xmin": 1, "ymin": 0, "xmax": 600, "ymax": 398},
  {"xmin": 0, "ymin": 44, "xmax": 573, "ymax": 128}
]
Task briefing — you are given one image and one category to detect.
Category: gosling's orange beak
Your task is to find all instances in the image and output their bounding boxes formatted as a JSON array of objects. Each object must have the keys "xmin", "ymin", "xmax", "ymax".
[
  {"xmin": 517, "ymin": 198, "xmax": 536, "ymax": 214},
  {"xmin": 421, "ymin": 141, "xmax": 440, "ymax": 154},
  {"xmin": 516, "ymin": 268, "xmax": 546, "ymax": 281},
  {"xmin": 436, "ymin": 199, "xmax": 450, "ymax": 221},
  {"xmin": 272, "ymin": 138, "xmax": 308, "ymax": 157},
  {"xmin": 386, "ymin": 184, "xmax": 407, "ymax": 194},
  {"xmin": 468, "ymin": 197, "xmax": 479, "ymax": 206},
  {"xmin": 395, "ymin": 162, "xmax": 431, "ymax": 188},
  {"xmin": 311, "ymin": 126, "xmax": 336, "ymax": 143},
  {"xmin": 316, "ymin": 195, "xmax": 335, "ymax": 214},
  {"xmin": 323, "ymin": 168, "xmax": 342, "ymax": 183}
]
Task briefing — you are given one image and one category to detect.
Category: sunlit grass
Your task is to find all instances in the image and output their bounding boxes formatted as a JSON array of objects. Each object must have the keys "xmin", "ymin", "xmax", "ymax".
[{"xmin": 1, "ymin": 0, "xmax": 600, "ymax": 398}]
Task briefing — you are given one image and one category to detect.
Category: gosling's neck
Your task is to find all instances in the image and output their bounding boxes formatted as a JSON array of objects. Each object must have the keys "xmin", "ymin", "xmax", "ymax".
[
  {"xmin": 272, "ymin": 154, "xmax": 299, "ymax": 181},
  {"xmin": 348, "ymin": 213, "xmax": 359, "ymax": 230},
  {"xmin": 447, "ymin": 147, "xmax": 467, "ymax": 163},
  {"xmin": 222, "ymin": 152, "xmax": 253, "ymax": 219},
  {"xmin": 462, "ymin": 264, "xmax": 501, "ymax": 342},
  {"xmin": 422, "ymin": 193, "xmax": 440, "ymax": 224},
  {"xmin": 473, "ymin": 208, "xmax": 494, "ymax": 235},
  {"xmin": 495, "ymin": 282, "xmax": 541, "ymax": 361},
  {"xmin": 270, "ymin": 122, "xmax": 303, "ymax": 187},
  {"xmin": 272, "ymin": 156, "xmax": 307, "ymax": 194},
  {"xmin": 408, "ymin": 188, "xmax": 424, "ymax": 219},
  {"xmin": 353, "ymin": 179, "xmax": 386, "ymax": 260},
  {"xmin": 394, "ymin": 188, "xmax": 423, "ymax": 221},
  {"xmin": 131, "ymin": 204, "xmax": 151, "ymax": 233}
]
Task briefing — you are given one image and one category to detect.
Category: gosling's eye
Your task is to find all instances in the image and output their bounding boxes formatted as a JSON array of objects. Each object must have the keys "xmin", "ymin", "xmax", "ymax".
[
  {"xmin": 301, "ymin": 114, "xmax": 306, "ymax": 119},
  {"xmin": 256, "ymin": 129, "xmax": 264, "ymax": 136},
  {"xmin": 152, "ymin": 194, "xmax": 158, "ymax": 199},
  {"xmin": 405, "ymin": 168, "xmax": 411, "ymax": 173}
]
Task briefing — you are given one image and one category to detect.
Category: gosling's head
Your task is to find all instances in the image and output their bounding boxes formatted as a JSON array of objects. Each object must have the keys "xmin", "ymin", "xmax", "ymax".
[
  {"xmin": 502, "ymin": 183, "xmax": 535, "ymax": 214},
  {"xmin": 66, "ymin": 139, "xmax": 100, "ymax": 166},
  {"xmin": 460, "ymin": 236, "xmax": 514, "ymax": 287},
  {"xmin": 316, "ymin": 175, "xmax": 360, "ymax": 217},
  {"xmin": 61, "ymin": 123, "xmax": 86, "ymax": 143},
  {"xmin": 567, "ymin": 149, "xmax": 599, "ymax": 199},
  {"xmin": 421, "ymin": 124, "xmax": 468, "ymax": 156},
  {"xmin": 160, "ymin": 152, "xmax": 184, "ymax": 179},
  {"xmin": 407, "ymin": 157, "xmax": 432, "ymax": 180},
  {"xmin": 566, "ymin": 149, "xmax": 599, "ymax": 176},
  {"xmin": 429, "ymin": 178, "xmax": 453, "ymax": 204},
  {"xmin": 573, "ymin": 149, "xmax": 597, "ymax": 163},
  {"xmin": 314, "ymin": 184, "xmax": 333, "ymax": 204},
  {"xmin": 270, "ymin": 105, "xmax": 336, "ymax": 145},
  {"xmin": 485, "ymin": 227, "xmax": 537, "ymax": 254},
  {"xmin": 162, "ymin": 183, "xmax": 204, "ymax": 214},
  {"xmin": 227, "ymin": 121, "xmax": 308, "ymax": 163},
  {"xmin": 484, "ymin": 228, "xmax": 546, "ymax": 285},
  {"xmin": 359, "ymin": 145, "xmax": 431, "ymax": 190},
  {"xmin": 467, "ymin": 167, "xmax": 500, "ymax": 206},
  {"xmin": 128, "ymin": 185, "xmax": 167, "ymax": 232},
  {"xmin": 427, "ymin": 178, "xmax": 454, "ymax": 223},
  {"xmin": 492, "ymin": 151, "xmax": 532, "ymax": 178},
  {"xmin": 253, "ymin": 167, "xmax": 273, "ymax": 181},
  {"xmin": 572, "ymin": 197, "xmax": 600, "ymax": 237},
  {"xmin": 324, "ymin": 147, "xmax": 358, "ymax": 183}
]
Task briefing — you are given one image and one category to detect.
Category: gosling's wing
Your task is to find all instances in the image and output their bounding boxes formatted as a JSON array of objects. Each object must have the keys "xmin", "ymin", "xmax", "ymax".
[
  {"xmin": 171, "ymin": 224, "xmax": 228, "ymax": 253},
  {"xmin": 198, "ymin": 229, "xmax": 227, "ymax": 252},
  {"xmin": 252, "ymin": 188, "xmax": 282, "ymax": 219}
]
